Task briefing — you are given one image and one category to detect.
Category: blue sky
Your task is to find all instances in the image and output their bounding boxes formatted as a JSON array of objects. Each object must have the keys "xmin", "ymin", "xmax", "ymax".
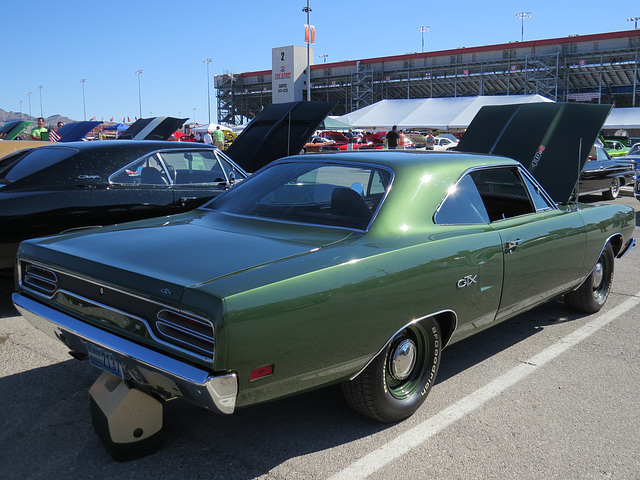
[{"xmin": 2, "ymin": 0, "xmax": 638, "ymax": 124}]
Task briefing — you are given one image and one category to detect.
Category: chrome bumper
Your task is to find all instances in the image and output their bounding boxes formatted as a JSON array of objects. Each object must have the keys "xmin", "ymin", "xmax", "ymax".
[{"xmin": 12, "ymin": 293, "xmax": 237, "ymax": 414}]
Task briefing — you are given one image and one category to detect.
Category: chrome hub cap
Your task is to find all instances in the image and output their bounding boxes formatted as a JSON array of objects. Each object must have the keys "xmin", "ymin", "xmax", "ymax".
[
  {"xmin": 592, "ymin": 262, "xmax": 604, "ymax": 290},
  {"xmin": 390, "ymin": 339, "xmax": 417, "ymax": 381}
]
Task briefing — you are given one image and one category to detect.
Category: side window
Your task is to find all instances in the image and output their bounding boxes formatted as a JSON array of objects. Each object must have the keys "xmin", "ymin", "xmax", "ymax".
[
  {"xmin": 160, "ymin": 150, "xmax": 226, "ymax": 185},
  {"xmin": 110, "ymin": 153, "xmax": 169, "ymax": 185},
  {"xmin": 435, "ymin": 175, "xmax": 490, "ymax": 224},
  {"xmin": 521, "ymin": 172, "xmax": 554, "ymax": 211},
  {"xmin": 470, "ymin": 167, "xmax": 536, "ymax": 222}
]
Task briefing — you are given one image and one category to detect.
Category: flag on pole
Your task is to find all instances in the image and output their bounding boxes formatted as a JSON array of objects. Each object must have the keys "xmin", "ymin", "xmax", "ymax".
[
  {"xmin": 49, "ymin": 129, "xmax": 61, "ymax": 142},
  {"xmin": 305, "ymin": 25, "xmax": 315, "ymax": 44}
]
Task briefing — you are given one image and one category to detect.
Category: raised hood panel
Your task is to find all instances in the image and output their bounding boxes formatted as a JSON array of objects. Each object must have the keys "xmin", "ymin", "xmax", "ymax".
[
  {"xmin": 457, "ymin": 102, "xmax": 612, "ymax": 204},
  {"xmin": 224, "ymin": 101, "xmax": 337, "ymax": 173},
  {"xmin": 119, "ymin": 116, "xmax": 189, "ymax": 140}
]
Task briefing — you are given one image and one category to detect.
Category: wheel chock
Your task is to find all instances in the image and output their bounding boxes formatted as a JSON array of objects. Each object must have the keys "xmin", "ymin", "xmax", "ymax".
[{"xmin": 89, "ymin": 372, "xmax": 164, "ymax": 461}]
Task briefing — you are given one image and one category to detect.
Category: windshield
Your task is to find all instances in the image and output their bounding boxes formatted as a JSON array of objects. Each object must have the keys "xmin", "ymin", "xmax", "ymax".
[
  {"xmin": 208, "ymin": 161, "xmax": 392, "ymax": 230},
  {"xmin": 0, "ymin": 146, "xmax": 77, "ymax": 182}
]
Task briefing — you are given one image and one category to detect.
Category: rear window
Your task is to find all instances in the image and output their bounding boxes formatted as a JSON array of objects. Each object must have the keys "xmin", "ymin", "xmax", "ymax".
[
  {"xmin": 208, "ymin": 161, "xmax": 392, "ymax": 230},
  {"xmin": 0, "ymin": 146, "xmax": 77, "ymax": 182}
]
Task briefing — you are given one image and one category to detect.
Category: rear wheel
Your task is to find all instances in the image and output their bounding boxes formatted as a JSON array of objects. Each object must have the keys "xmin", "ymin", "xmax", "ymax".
[
  {"xmin": 342, "ymin": 317, "xmax": 441, "ymax": 422},
  {"xmin": 564, "ymin": 243, "xmax": 614, "ymax": 313},
  {"xmin": 602, "ymin": 178, "xmax": 620, "ymax": 200}
]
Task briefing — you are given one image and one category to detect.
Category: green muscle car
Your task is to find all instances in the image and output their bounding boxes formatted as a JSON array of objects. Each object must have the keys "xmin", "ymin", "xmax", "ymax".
[{"xmin": 11, "ymin": 103, "xmax": 636, "ymax": 459}]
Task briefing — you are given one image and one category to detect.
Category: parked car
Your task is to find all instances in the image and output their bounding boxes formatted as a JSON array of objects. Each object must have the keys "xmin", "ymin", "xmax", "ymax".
[
  {"xmin": 603, "ymin": 140, "xmax": 630, "ymax": 157},
  {"xmin": 300, "ymin": 135, "xmax": 337, "ymax": 153},
  {"xmin": 432, "ymin": 136, "xmax": 459, "ymax": 151},
  {"xmin": 578, "ymin": 143, "xmax": 635, "ymax": 199},
  {"xmin": 0, "ymin": 141, "xmax": 247, "ymax": 270},
  {"xmin": 12, "ymin": 103, "xmax": 635, "ymax": 459}
]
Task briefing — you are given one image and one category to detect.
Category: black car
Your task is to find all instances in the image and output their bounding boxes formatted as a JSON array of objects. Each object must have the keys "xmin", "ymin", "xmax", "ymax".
[
  {"xmin": 578, "ymin": 143, "xmax": 635, "ymax": 199},
  {"xmin": 0, "ymin": 141, "xmax": 247, "ymax": 270}
]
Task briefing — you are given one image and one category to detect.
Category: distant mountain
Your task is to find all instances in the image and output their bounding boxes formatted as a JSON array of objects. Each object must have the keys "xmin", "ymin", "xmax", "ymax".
[{"xmin": 0, "ymin": 108, "xmax": 76, "ymax": 128}]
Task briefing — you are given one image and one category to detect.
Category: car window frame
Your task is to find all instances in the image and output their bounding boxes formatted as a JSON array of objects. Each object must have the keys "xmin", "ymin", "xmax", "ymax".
[{"xmin": 434, "ymin": 164, "xmax": 556, "ymax": 226}]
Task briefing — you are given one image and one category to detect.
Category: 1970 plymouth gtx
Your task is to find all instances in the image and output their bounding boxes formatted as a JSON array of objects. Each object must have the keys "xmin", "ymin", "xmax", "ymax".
[{"xmin": 12, "ymin": 103, "xmax": 636, "ymax": 459}]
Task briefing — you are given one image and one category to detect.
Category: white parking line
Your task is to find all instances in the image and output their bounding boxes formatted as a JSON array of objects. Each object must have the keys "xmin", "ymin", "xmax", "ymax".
[{"xmin": 330, "ymin": 293, "xmax": 640, "ymax": 480}]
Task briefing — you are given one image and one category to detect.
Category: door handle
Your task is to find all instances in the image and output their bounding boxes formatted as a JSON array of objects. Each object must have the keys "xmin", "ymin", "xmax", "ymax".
[{"xmin": 505, "ymin": 239, "xmax": 522, "ymax": 254}]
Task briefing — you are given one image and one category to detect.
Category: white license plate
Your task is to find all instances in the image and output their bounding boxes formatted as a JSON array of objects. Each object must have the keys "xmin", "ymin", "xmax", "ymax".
[{"xmin": 86, "ymin": 343, "xmax": 124, "ymax": 378}]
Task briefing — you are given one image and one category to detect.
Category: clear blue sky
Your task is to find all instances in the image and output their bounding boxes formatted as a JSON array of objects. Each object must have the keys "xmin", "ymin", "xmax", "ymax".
[{"xmin": 2, "ymin": 0, "xmax": 638, "ymax": 124}]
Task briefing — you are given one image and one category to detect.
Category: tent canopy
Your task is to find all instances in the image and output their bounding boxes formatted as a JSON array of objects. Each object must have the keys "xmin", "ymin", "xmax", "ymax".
[
  {"xmin": 336, "ymin": 95, "xmax": 554, "ymax": 131},
  {"xmin": 603, "ymin": 107, "xmax": 640, "ymax": 129},
  {"xmin": 192, "ymin": 123, "xmax": 233, "ymax": 133},
  {"xmin": 318, "ymin": 116, "xmax": 352, "ymax": 130}
]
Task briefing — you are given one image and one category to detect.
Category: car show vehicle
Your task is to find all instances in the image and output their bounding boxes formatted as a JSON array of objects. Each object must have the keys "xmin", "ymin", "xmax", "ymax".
[
  {"xmin": 603, "ymin": 139, "xmax": 630, "ymax": 157},
  {"xmin": 0, "ymin": 141, "xmax": 247, "ymax": 271},
  {"xmin": 11, "ymin": 103, "xmax": 636, "ymax": 459},
  {"xmin": 578, "ymin": 143, "xmax": 635, "ymax": 199},
  {"xmin": 300, "ymin": 135, "xmax": 337, "ymax": 153},
  {"xmin": 432, "ymin": 136, "xmax": 459, "ymax": 151}
]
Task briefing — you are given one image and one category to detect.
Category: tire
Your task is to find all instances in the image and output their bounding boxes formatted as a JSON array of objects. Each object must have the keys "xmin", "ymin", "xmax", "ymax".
[
  {"xmin": 342, "ymin": 317, "xmax": 441, "ymax": 423},
  {"xmin": 564, "ymin": 243, "xmax": 614, "ymax": 313},
  {"xmin": 602, "ymin": 178, "xmax": 620, "ymax": 200}
]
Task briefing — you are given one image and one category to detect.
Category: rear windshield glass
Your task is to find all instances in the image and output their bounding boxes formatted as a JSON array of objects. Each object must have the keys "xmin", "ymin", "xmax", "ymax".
[
  {"xmin": 0, "ymin": 146, "xmax": 77, "ymax": 182},
  {"xmin": 208, "ymin": 161, "xmax": 392, "ymax": 230}
]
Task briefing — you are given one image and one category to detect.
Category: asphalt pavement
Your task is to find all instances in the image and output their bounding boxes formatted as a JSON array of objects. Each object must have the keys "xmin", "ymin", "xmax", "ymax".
[{"xmin": 1, "ymin": 194, "xmax": 639, "ymax": 479}]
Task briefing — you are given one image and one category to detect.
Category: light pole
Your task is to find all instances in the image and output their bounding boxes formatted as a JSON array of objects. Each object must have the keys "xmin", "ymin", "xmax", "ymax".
[
  {"xmin": 18, "ymin": 100, "xmax": 23, "ymax": 118},
  {"xmin": 38, "ymin": 85, "xmax": 43, "ymax": 117},
  {"xmin": 418, "ymin": 26, "xmax": 430, "ymax": 53},
  {"xmin": 192, "ymin": 107, "xmax": 196, "ymax": 125},
  {"xmin": 319, "ymin": 54, "xmax": 328, "ymax": 63},
  {"xmin": 80, "ymin": 79, "xmax": 87, "ymax": 121},
  {"xmin": 302, "ymin": 0, "xmax": 312, "ymax": 101},
  {"xmin": 516, "ymin": 12, "xmax": 531, "ymax": 42},
  {"xmin": 628, "ymin": 17, "xmax": 640, "ymax": 29},
  {"xmin": 135, "ymin": 70, "xmax": 143, "ymax": 118},
  {"xmin": 204, "ymin": 58, "xmax": 212, "ymax": 123},
  {"xmin": 27, "ymin": 92, "xmax": 32, "ymax": 117}
]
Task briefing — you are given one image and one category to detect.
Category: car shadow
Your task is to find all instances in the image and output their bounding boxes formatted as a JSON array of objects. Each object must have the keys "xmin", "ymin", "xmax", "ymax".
[{"xmin": 0, "ymin": 297, "xmax": 583, "ymax": 478}]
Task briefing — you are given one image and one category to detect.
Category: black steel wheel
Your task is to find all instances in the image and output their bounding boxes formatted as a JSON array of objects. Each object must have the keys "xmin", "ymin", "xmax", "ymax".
[
  {"xmin": 342, "ymin": 317, "xmax": 441, "ymax": 423},
  {"xmin": 602, "ymin": 178, "xmax": 620, "ymax": 200},
  {"xmin": 565, "ymin": 243, "xmax": 614, "ymax": 313}
]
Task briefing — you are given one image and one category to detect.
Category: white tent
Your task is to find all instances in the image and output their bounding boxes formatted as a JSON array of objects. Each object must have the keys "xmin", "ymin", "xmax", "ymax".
[
  {"xmin": 191, "ymin": 123, "xmax": 233, "ymax": 133},
  {"xmin": 336, "ymin": 95, "xmax": 554, "ymax": 131},
  {"xmin": 603, "ymin": 107, "xmax": 640, "ymax": 130}
]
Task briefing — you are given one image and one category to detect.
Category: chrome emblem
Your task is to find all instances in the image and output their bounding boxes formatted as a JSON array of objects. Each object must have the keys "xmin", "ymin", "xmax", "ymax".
[
  {"xmin": 160, "ymin": 288, "xmax": 173, "ymax": 296},
  {"xmin": 457, "ymin": 275, "xmax": 477, "ymax": 289}
]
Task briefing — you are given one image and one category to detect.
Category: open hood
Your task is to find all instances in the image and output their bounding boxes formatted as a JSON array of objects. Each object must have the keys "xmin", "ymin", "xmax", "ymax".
[
  {"xmin": 457, "ymin": 102, "xmax": 612, "ymax": 204},
  {"xmin": 224, "ymin": 101, "xmax": 336, "ymax": 173},
  {"xmin": 56, "ymin": 121, "xmax": 102, "ymax": 142},
  {"xmin": 0, "ymin": 120, "xmax": 33, "ymax": 140},
  {"xmin": 118, "ymin": 116, "xmax": 189, "ymax": 140}
]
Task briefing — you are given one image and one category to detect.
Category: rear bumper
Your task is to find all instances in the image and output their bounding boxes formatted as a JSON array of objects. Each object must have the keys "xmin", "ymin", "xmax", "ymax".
[{"xmin": 12, "ymin": 293, "xmax": 237, "ymax": 414}]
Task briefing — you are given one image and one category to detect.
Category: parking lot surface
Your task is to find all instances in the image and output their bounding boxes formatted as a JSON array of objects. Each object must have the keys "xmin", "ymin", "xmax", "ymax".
[{"xmin": 1, "ymin": 194, "xmax": 639, "ymax": 479}]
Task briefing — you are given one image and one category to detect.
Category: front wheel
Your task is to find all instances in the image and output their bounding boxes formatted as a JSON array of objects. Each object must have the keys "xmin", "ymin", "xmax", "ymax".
[
  {"xmin": 342, "ymin": 317, "xmax": 441, "ymax": 423},
  {"xmin": 564, "ymin": 243, "xmax": 614, "ymax": 313},
  {"xmin": 602, "ymin": 178, "xmax": 620, "ymax": 200}
]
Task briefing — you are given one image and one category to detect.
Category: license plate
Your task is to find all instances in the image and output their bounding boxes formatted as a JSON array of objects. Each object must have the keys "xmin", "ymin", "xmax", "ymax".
[{"xmin": 86, "ymin": 343, "xmax": 124, "ymax": 379}]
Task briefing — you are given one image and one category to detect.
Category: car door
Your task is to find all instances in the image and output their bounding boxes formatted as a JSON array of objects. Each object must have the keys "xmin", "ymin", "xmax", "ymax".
[
  {"xmin": 158, "ymin": 149, "xmax": 237, "ymax": 210},
  {"xmin": 469, "ymin": 166, "xmax": 586, "ymax": 321}
]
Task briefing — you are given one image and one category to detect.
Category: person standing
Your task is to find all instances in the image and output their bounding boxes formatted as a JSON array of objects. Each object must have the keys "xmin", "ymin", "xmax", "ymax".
[
  {"xmin": 425, "ymin": 130, "xmax": 435, "ymax": 150},
  {"xmin": 31, "ymin": 117, "xmax": 48, "ymax": 140},
  {"xmin": 398, "ymin": 130, "xmax": 406, "ymax": 149},
  {"xmin": 203, "ymin": 130, "xmax": 213, "ymax": 144},
  {"xmin": 386, "ymin": 125, "xmax": 400, "ymax": 149},
  {"xmin": 346, "ymin": 129, "xmax": 355, "ymax": 151},
  {"xmin": 213, "ymin": 126, "xmax": 225, "ymax": 150}
]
